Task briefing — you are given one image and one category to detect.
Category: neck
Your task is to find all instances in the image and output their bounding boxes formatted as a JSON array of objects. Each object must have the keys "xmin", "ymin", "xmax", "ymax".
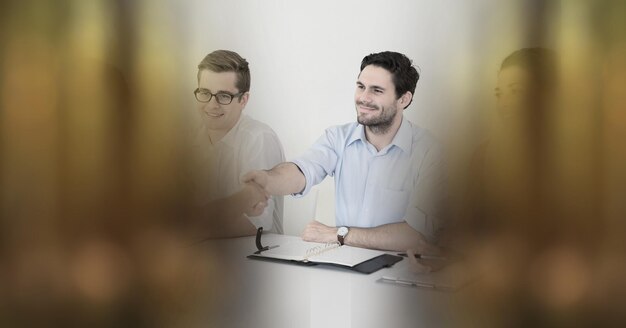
[
  {"xmin": 206, "ymin": 128, "xmax": 228, "ymax": 144},
  {"xmin": 365, "ymin": 115, "xmax": 403, "ymax": 151}
]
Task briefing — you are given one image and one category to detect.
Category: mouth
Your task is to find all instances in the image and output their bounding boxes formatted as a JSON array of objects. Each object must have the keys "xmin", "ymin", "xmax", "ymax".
[
  {"xmin": 205, "ymin": 112, "xmax": 224, "ymax": 118},
  {"xmin": 358, "ymin": 105, "xmax": 378, "ymax": 112}
]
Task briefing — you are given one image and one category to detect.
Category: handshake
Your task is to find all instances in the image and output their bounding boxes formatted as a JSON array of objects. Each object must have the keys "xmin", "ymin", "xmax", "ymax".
[
  {"xmin": 240, "ymin": 163, "xmax": 304, "ymax": 216},
  {"xmin": 239, "ymin": 170, "xmax": 273, "ymax": 217}
]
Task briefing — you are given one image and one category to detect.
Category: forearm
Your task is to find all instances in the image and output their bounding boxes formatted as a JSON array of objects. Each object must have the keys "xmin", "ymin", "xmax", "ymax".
[
  {"xmin": 202, "ymin": 190, "xmax": 250, "ymax": 222},
  {"xmin": 265, "ymin": 162, "xmax": 306, "ymax": 195},
  {"xmin": 194, "ymin": 191, "xmax": 257, "ymax": 238},
  {"xmin": 193, "ymin": 212, "xmax": 256, "ymax": 239},
  {"xmin": 344, "ymin": 222, "xmax": 439, "ymax": 253}
]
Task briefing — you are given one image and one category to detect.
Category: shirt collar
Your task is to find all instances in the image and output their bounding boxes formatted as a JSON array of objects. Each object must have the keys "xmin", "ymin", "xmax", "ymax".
[
  {"xmin": 347, "ymin": 123, "xmax": 367, "ymax": 147},
  {"xmin": 347, "ymin": 117, "xmax": 413, "ymax": 153},
  {"xmin": 389, "ymin": 117, "xmax": 412, "ymax": 153},
  {"xmin": 218, "ymin": 114, "xmax": 246, "ymax": 146}
]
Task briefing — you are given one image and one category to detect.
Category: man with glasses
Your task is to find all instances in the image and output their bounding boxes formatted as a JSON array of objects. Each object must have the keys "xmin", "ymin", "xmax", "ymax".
[
  {"xmin": 192, "ymin": 50, "xmax": 284, "ymax": 237},
  {"xmin": 244, "ymin": 52, "xmax": 445, "ymax": 254}
]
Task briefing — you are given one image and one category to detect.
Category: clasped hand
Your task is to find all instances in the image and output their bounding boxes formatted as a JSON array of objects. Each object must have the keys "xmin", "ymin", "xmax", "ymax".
[{"xmin": 241, "ymin": 181, "xmax": 270, "ymax": 217}]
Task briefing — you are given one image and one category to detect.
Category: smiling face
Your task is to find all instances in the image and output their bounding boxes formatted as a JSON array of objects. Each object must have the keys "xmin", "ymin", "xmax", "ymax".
[
  {"xmin": 355, "ymin": 65, "xmax": 408, "ymax": 134},
  {"xmin": 196, "ymin": 69, "xmax": 248, "ymax": 134}
]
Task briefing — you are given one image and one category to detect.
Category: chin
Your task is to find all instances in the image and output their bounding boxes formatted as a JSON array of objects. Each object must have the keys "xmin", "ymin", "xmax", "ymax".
[
  {"xmin": 357, "ymin": 118, "xmax": 373, "ymax": 126},
  {"xmin": 357, "ymin": 113, "xmax": 377, "ymax": 124}
]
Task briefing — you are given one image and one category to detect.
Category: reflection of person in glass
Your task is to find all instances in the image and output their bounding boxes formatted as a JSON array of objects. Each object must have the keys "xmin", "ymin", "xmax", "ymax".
[
  {"xmin": 405, "ymin": 48, "xmax": 559, "ymax": 273},
  {"xmin": 192, "ymin": 50, "xmax": 285, "ymax": 238},
  {"xmin": 495, "ymin": 48, "xmax": 556, "ymax": 119},
  {"xmin": 454, "ymin": 47, "xmax": 557, "ymax": 257}
]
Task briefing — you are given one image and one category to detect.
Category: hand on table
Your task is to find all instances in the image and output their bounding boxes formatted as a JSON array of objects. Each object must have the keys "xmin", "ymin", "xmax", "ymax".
[{"xmin": 301, "ymin": 220, "xmax": 337, "ymax": 244}]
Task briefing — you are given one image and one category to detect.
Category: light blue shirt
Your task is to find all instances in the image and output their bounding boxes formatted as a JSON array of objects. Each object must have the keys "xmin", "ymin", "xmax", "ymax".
[{"xmin": 292, "ymin": 117, "xmax": 446, "ymax": 241}]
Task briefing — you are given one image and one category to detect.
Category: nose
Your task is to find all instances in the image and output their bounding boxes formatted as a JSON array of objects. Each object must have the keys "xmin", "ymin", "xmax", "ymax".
[
  {"xmin": 204, "ymin": 96, "xmax": 221, "ymax": 110},
  {"xmin": 358, "ymin": 90, "xmax": 372, "ymax": 104}
]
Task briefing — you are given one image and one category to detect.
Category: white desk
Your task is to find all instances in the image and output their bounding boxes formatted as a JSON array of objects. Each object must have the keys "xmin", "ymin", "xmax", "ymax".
[{"xmin": 194, "ymin": 234, "xmax": 456, "ymax": 328}]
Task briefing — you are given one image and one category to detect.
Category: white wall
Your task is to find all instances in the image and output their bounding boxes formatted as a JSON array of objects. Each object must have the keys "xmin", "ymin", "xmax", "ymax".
[{"xmin": 176, "ymin": 0, "xmax": 538, "ymax": 234}]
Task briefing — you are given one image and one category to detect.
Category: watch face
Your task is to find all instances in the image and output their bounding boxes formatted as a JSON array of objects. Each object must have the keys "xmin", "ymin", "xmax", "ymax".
[{"xmin": 337, "ymin": 226, "xmax": 348, "ymax": 237}]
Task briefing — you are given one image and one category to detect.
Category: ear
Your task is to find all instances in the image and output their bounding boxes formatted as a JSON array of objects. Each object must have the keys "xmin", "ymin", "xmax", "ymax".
[
  {"xmin": 239, "ymin": 92, "xmax": 250, "ymax": 108},
  {"xmin": 398, "ymin": 91, "xmax": 413, "ymax": 109}
]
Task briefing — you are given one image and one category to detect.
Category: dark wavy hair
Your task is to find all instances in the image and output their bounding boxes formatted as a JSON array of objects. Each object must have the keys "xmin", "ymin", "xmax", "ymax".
[{"xmin": 360, "ymin": 51, "xmax": 420, "ymax": 109}]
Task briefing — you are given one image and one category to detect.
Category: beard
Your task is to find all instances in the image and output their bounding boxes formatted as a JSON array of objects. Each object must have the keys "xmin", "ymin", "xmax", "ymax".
[{"xmin": 356, "ymin": 100, "xmax": 398, "ymax": 134}]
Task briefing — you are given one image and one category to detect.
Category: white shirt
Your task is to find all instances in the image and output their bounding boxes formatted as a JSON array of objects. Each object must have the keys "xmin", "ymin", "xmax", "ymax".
[
  {"xmin": 291, "ymin": 117, "xmax": 446, "ymax": 241},
  {"xmin": 194, "ymin": 114, "xmax": 285, "ymax": 233}
]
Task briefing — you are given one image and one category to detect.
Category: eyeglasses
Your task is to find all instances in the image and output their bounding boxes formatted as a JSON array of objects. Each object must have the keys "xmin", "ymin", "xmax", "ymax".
[{"xmin": 194, "ymin": 88, "xmax": 243, "ymax": 105}]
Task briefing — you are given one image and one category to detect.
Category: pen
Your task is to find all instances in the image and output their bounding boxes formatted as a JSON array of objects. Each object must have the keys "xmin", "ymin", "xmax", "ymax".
[
  {"xmin": 380, "ymin": 276, "xmax": 454, "ymax": 291},
  {"xmin": 397, "ymin": 252, "xmax": 448, "ymax": 261}
]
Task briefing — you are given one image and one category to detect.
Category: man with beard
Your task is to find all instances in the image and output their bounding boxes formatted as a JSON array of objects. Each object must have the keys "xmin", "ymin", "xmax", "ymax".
[{"xmin": 243, "ymin": 51, "xmax": 445, "ymax": 253}]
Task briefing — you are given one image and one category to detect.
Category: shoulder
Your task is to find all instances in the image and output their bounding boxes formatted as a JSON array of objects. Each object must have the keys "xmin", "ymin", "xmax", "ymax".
[
  {"xmin": 406, "ymin": 120, "xmax": 442, "ymax": 157},
  {"xmin": 237, "ymin": 115, "xmax": 281, "ymax": 142},
  {"xmin": 322, "ymin": 121, "xmax": 360, "ymax": 139},
  {"xmin": 234, "ymin": 115, "xmax": 284, "ymax": 159}
]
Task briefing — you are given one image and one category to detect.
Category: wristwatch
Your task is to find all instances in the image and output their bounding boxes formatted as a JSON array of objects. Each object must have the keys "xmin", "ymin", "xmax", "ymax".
[{"xmin": 337, "ymin": 226, "xmax": 349, "ymax": 246}]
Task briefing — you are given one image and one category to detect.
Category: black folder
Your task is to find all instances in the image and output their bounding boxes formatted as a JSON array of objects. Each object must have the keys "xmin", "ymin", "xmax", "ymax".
[{"xmin": 247, "ymin": 228, "xmax": 402, "ymax": 274}]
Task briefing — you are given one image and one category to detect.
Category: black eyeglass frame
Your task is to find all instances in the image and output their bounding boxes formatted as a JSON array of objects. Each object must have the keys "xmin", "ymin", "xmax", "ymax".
[{"xmin": 194, "ymin": 88, "xmax": 244, "ymax": 105}]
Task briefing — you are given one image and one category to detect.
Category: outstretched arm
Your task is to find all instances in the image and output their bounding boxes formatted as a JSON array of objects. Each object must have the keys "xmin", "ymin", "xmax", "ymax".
[
  {"xmin": 242, "ymin": 162, "xmax": 306, "ymax": 196},
  {"xmin": 192, "ymin": 182, "xmax": 267, "ymax": 239}
]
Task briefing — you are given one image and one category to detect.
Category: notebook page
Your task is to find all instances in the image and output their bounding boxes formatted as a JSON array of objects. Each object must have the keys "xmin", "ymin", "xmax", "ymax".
[
  {"xmin": 255, "ymin": 240, "xmax": 384, "ymax": 267},
  {"xmin": 256, "ymin": 240, "xmax": 326, "ymax": 262},
  {"xmin": 309, "ymin": 245, "xmax": 385, "ymax": 267}
]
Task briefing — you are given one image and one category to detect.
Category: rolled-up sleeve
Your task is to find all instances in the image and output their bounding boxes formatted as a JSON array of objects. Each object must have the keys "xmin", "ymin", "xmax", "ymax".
[
  {"xmin": 290, "ymin": 128, "xmax": 340, "ymax": 197},
  {"xmin": 404, "ymin": 142, "xmax": 448, "ymax": 243}
]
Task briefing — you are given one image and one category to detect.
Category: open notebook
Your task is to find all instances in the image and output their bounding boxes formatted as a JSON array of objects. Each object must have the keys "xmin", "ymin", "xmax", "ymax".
[{"xmin": 247, "ymin": 230, "xmax": 402, "ymax": 274}]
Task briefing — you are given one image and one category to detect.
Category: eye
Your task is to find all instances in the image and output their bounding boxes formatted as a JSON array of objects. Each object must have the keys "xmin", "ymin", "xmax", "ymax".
[
  {"xmin": 374, "ymin": 89, "xmax": 383, "ymax": 94},
  {"xmin": 356, "ymin": 84, "xmax": 365, "ymax": 90},
  {"xmin": 216, "ymin": 93, "xmax": 233, "ymax": 101}
]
